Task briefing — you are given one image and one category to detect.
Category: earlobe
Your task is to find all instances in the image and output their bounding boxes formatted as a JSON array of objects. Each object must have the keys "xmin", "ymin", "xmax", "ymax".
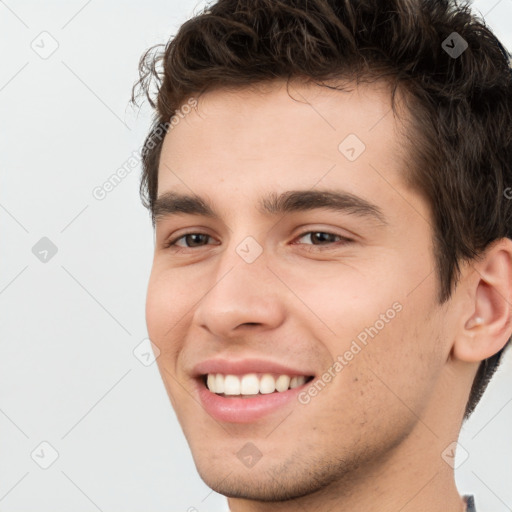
[{"xmin": 452, "ymin": 239, "xmax": 512, "ymax": 363}]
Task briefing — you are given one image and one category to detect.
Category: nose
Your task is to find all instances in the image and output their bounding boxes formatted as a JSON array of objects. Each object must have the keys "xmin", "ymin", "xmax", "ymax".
[{"xmin": 192, "ymin": 250, "xmax": 287, "ymax": 339}]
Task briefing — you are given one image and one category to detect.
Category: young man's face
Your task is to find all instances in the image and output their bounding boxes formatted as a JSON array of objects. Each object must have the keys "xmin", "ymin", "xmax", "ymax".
[{"xmin": 146, "ymin": 80, "xmax": 464, "ymax": 502}]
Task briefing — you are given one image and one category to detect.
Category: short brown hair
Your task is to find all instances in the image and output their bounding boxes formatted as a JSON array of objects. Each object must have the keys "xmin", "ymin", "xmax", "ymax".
[{"xmin": 132, "ymin": 0, "xmax": 512, "ymax": 420}]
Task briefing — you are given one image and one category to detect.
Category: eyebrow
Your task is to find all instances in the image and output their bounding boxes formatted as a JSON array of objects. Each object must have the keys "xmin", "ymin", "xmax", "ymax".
[{"xmin": 153, "ymin": 189, "xmax": 388, "ymax": 226}]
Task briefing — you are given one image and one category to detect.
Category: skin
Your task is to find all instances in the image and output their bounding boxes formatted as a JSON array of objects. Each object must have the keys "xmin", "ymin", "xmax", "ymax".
[{"xmin": 145, "ymin": 79, "xmax": 512, "ymax": 512}]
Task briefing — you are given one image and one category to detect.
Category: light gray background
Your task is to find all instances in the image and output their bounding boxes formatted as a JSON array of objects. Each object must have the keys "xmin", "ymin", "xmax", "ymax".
[{"xmin": 1, "ymin": 1, "xmax": 511, "ymax": 511}]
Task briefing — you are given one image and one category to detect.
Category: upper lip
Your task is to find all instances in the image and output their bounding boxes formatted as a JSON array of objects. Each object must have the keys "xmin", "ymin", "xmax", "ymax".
[{"xmin": 192, "ymin": 358, "xmax": 315, "ymax": 378}]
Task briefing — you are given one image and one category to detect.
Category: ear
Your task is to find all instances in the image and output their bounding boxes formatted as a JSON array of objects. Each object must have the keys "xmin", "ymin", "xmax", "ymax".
[{"xmin": 452, "ymin": 238, "xmax": 512, "ymax": 363}]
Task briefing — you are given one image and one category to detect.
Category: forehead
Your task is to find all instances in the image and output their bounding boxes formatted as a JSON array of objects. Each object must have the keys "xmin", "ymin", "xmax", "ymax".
[
  {"xmin": 156, "ymin": 79, "xmax": 425, "ymax": 224},
  {"xmin": 161, "ymin": 79, "xmax": 405, "ymax": 161}
]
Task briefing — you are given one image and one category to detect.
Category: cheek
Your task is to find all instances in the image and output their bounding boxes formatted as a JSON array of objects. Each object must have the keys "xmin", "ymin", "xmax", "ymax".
[
  {"xmin": 360, "ymin": 303, "xmax": 445, "ymax": 417},
  {"xmin": 145, "ymin": 278, "xmax": 166, "ymax": 340},
  {"xmin": 145, "ymin": 267, "xmax": 196, "ymax": 374},
  {"xmin": 145, "ymin": 267, "xmax": 184, "ymax": 342},
  {"xmin": 294, "ymin": 272, "xmax": 401, "ymax": 346},
  {"xmin": 317, "ymin": 266, "xmax": 443, "ymax": 405}
]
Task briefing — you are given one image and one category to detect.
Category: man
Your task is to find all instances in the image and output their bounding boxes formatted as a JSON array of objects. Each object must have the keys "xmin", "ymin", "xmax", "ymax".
[{"xmin": 132, "ymin": 0, "xmax": 512, "ymax": 510}]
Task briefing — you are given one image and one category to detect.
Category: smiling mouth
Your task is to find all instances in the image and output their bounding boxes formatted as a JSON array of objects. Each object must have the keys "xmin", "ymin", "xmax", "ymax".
[{"xmin": 202, "ymin": 373, "xmax": 315, "ymax": 397}]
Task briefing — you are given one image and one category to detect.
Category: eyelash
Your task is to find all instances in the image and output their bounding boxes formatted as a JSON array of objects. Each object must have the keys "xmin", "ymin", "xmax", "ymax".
[{"xmin": 162, "ymin": 230, "xmax": 354, "ymax": 252}]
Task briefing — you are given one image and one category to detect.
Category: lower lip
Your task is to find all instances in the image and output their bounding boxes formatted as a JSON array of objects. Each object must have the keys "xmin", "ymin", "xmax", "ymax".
[{"xmin": 195, "ymin": 378, "xmax": 311, "ymax": 423}]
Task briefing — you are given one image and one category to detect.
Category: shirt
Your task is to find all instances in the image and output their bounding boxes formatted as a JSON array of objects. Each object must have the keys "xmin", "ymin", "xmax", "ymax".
[{"xmin": 464, "ymin": 494, "xmax": 476, "ymax": 511}]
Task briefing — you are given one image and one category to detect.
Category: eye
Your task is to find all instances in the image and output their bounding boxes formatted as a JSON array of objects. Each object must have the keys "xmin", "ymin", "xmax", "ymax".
[
  {"xmin": 163, "ymin": 230, "xmax": 353, "ymax": 252},
  {"xmin": 292, "ymin": 230, "xmax": 354, "ymax": 250},
  {"xmin": 163, "ymin": 232, "xmax": 215, "ymax": 250}
]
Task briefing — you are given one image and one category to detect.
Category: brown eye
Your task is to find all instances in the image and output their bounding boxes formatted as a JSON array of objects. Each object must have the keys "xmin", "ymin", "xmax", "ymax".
[
  {"xmin": 178, "ymin": 233, "xmax": 210, "ymax": 247},
  {"xmin": 164, "ymin": 232, "xmax": 214, "ymax": 249},
  {"xmin": 293, "ymin": 231, "xmax": 353, "ymax": 249}
]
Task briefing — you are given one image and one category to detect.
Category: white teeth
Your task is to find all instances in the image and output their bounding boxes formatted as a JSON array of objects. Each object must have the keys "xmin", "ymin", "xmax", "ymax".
[
  {"xmin": 240, "ymin": 374, "xmax": 260, "ymax": 395},
  {"xmin": 290, "ymin": 376, "xmax": 306, "ymax": 389},
  {"xmin": 259, "ymin": 374, "xmax": 275, "ymax": 394},
  {"xmin": 215, "ymin": 374, "xmax": 224, "ymax": 394},
  {"xmin": 205, "ymin": 373, "xmax": 309, "ymax": 395},
  {"xmin": 207, "ymin": 374, "xmax": 215, "ymax": 392},
  {"xmin": 275, "ymin": 375, "xmax": 291, "ymax": 392},
  {"xmin": 224, "ymin": 375, "xmax": 241, "ymax": 395}
]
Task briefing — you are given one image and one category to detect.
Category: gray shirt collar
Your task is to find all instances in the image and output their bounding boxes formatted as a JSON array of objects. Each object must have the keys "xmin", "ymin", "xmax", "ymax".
[{"xmin": 464, "ymin": 495, "xmax": 476, "ymax": 512}]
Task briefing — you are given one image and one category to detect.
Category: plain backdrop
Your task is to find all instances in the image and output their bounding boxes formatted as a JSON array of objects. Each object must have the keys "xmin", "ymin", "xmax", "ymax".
[{"xmin": 1, "ymin": 1, "xmax": 511, "ymax": 511}]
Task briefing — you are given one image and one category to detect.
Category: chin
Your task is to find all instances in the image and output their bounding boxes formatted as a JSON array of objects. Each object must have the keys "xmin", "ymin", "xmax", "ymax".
[{"xmin": 190, "ymin": 448, "xmax": 352, "ymax": 503}]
